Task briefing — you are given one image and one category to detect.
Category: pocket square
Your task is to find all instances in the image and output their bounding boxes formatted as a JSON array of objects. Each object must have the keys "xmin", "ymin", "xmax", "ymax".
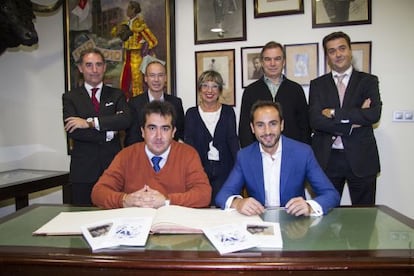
[{"xmin": 105, "ymin": 102, "xmax": 114, "ymax": 107}]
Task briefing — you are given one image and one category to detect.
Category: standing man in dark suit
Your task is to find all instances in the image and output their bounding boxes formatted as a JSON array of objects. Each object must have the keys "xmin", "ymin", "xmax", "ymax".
[
  {"xmin": 239, "ymin": 41, "xmax": 310, "ymax": 148},
  {"xmin": 63, "ymin": 48, "xmax": 131, "ymax": 205},
  {"xmin": 309, "ymin": 31, "xmax": 382, "ymax": 205},
  {"xmin": 125, "ymin": 60, "xmax": 185, "ymax": 146}
]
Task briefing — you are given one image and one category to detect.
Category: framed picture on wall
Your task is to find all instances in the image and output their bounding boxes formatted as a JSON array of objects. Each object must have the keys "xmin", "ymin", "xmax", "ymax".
[
  {"xmin": 194, "ymin": 0, "xmax": 246, "ymax": 44},
  {"xmin": 325, "ymin": 41, "xmax": 372, "ymax": 73},
  {"xmin": 63, "ymin": 0, "xmax": 176, "ymax": 97},
  {"xmin": 254, "ymin": 0, "xmax": 304, "ymax": 18},
  {"xmin": 284, "ymin": 43, "xmax": 319, "ymax": 86},
  {"xmin": 241, "ymin": 46, "xmax": 264, "ymax": 88},
  {"xmin": 195, "ymin": 49, "xmax": 235, "ymax": 106},
  {"xmin": 312, "ymin": 0, "xmax": 371, "ymax": 28}
]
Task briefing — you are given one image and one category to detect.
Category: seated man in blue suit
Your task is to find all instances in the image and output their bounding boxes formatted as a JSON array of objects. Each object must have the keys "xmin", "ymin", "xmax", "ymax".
[{"xmin": 216, "ymin": 101, "xmax": 339, "ymax": 216}]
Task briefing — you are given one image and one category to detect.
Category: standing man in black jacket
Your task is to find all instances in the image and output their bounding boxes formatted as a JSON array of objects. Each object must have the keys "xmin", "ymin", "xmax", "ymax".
[
  {"xmin": 309, "ymin": 31, "xmax": 382, "ymax": 205},
  {"xmin": 125, "ymin": 60, "xmax": 185, "ymax": 146},
  {"xmin": 239, "ymin": 41, "xmax": 310, "ymax": 148},
  {"xmin": 63, "ymin": 48, "xmax": 131, "ymax": 205}
]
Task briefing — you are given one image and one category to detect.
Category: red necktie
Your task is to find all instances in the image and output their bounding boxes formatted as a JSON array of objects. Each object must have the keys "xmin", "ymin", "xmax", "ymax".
[{"xmin": 91, "ymin": 88, "xmax": 100, "ymax": 114}]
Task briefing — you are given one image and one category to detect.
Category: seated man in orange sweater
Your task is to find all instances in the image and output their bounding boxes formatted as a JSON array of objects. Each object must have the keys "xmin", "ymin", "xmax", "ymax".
[{"xmin": 92, "ymin": 101, "xmax": 211, "ymax": 209}]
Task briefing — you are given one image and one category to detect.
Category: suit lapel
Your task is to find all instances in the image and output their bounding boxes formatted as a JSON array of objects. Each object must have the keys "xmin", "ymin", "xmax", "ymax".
[
  {"xmin": 79, "ymin": 86, "xmax": 96, "ymax": 114},
  {"xmin": 249, "ymin": 143, "xmax": 266, "ymax": 204},
  {"xmin": 342, "ymin": 70, "xmax": 360, "ymax": 107},
  {"xmin": 279, "ymin": 137, "xmax": 291, "ymax": 201}
]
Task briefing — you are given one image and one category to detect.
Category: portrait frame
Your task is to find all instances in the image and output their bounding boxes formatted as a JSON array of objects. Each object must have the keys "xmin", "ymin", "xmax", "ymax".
[
  {"xmin": 195, "ymin": 49, "xmax": 235, "ymax": 106},
  {"xmin": 325, "ymin": 41, "xmax": 372, "ymax": 74},
  {"xmin": 284, "ymin": 43, "xmax": 319, "ymax": 86},
  {"xmin": 194, "ymin": 0, "xmax": 246, "ymax": 44},
  {"xmin": 241, "ymin": 46, "xmax": 264, "ymax": 88},
  {"xmin": 254, "ymin": 0, "xmax": 304, "ymax": 18},
  {"xmin": 63, "ymin": 0, "xmax": 176, "ymax": 95},
  {"xmin": 312, "ymin": 0, "xmax": 371, "ymax": 28}
]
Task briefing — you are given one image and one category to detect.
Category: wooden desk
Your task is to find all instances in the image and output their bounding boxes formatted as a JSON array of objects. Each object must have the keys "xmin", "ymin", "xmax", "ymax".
[
  {"xmin": 0, "ymin": 204, "xmax": 413, "ymax": 275},
  {"xmin": 0, "ymin": 169, "xmax": 69, "ymax": 210}
]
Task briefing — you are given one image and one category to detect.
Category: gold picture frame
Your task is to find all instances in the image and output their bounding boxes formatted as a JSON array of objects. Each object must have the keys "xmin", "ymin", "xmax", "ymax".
[
  {"xmin": 63, "ymin": 0, "xmax": 176, "ymax": 95},
  {"xmin": 284, "ymin": 43, "xmax": 319, "ymax": 86},
  {"xmin": 194, "ymin": 0, "xmax": 246, "ymax": 44},
  {"xmin": 254, "ymin": 0, "xmax": 304, "ymax": 18},
  {"xmin": 312, "ymin": 0, "xmax": 371, "ymax": 28},
  {"xmin": 241, "ymin": 46, "xmax": 264, "ymax": 88}
]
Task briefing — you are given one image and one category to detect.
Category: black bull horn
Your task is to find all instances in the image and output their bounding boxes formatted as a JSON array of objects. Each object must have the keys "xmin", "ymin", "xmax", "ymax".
[{"xmin": 32, "ymin": 0, "xmax": 63, "ymax": 13}]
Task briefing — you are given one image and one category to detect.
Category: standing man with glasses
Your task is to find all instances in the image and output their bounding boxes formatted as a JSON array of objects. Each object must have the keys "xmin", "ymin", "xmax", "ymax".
[
  {"xmin": 239, "ymin": 41, "xmax": 310, "ymax": 148},
  {"xmin": 92, "ymin": 101, "xmax": 211, "ymax": 209},
  {"xmin": 125, "ymin": 60, "xmax": 185, "ymax": 146},
  {"xmin": 309, "ymin": 31, "xmax": 382, "ymax": 205},
  {"xmin": 63, "ymin": 48, "xmax": 131, "ymax": 205}
]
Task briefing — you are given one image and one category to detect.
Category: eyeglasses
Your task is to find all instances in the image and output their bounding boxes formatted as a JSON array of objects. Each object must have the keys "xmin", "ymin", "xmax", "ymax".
[{"xmin": 200, "ymin": 83, "xmax": 219, "ymax": 90}]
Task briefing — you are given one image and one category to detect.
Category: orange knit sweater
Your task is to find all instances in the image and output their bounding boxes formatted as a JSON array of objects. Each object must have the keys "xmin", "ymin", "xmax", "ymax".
[{"xmin": 91, "ymin": 141, "xmax": 211, "ymax": 208}]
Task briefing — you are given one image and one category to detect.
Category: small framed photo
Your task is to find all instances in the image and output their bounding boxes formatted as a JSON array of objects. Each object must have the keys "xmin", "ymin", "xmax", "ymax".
[
  {"xmin": 284, "ymin": 43, "xmax": 319, "ymax": 86},
  {"xmin": 194, "ymin": 0, "xmax": 246, "ymax": 44},
  {"xmin": 195, "ymin": 49, "xmax": 235, "ymax": 106},
  {"xmin": 254, "ymin": 0, "xmax": 304, "ymax": 18},
  {"xmin": 63, "ymin": 0, "xmax": 176, "ymax": 94},
  {"xmin": 312, "ymin": 0, "xmax": 371, "ymax": 28},
  {"xmin": 241, "ymin": 46, "xmax": 264, "ymax": 88},
  {"xmin": 325, "ymin": 41, "xmax": 372, "ymax": 74}
]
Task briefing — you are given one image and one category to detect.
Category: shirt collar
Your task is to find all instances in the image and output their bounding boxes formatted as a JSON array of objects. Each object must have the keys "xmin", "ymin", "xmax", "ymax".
[
  {"xmin": 259, "ymin": 136, "xmax": 283, "ymax": 159},
  {"xmin": 148, "ymin": 90, "xmax": 165, "ymax": 102},
  {"xmin": 331, "ymin": 66, "xmax": 353, "ymax": 79},
  {"xmin": 84, "ymin": 82, "xmax": 103, "ymax": 92},
  {"xmin": 145, "ymin": 144, "xmax": 171, "ymax": 161},
  {"xmin": 263, "ymin": 74, "xmax": 284, "ymax": 85}
]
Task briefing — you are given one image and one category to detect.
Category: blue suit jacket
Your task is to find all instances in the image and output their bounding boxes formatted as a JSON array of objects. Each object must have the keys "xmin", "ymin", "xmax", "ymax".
[{"xmin": 215, "ymin": 136, "xmax": 340, "ymax": 214}]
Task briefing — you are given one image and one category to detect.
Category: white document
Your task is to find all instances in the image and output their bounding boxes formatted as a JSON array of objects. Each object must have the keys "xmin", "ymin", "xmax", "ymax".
[
  {"xmin": 203, "ymin": 223, "xmax": 258, "ymax": 255},
  {"xmin": 81, "ymin": 217, "xmax": 152, "ymax": 251}
]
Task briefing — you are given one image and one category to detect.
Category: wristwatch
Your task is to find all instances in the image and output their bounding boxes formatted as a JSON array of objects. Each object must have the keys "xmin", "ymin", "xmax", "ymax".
[{"xmin": 86, "ymin": 117, "xmax": 94, "ymax": 128}]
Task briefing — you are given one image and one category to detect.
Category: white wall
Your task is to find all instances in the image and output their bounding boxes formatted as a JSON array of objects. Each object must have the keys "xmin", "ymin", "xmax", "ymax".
[{"xmin": 1, "ymin": 0, "xmax": 413, "ymax": 219}]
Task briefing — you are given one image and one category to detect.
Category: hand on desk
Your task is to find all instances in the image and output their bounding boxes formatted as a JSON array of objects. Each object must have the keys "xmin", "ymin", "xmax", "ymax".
[
  {"xmin": 231, "ymin": 197, "xmax": 265, "ymax": 216},
  {"xmin": 123, "ymin": 185, "xmax": 167, "ymax": 209},
  {"xmin": 285, "ymin": 197, "xmax": 311, "ymax": 217}
]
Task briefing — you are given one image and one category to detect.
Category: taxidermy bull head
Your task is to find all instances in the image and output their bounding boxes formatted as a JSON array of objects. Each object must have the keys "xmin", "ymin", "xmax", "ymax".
[{"xmin": 0, "ymin": 0, "xmax": 63, "ymax": 55}]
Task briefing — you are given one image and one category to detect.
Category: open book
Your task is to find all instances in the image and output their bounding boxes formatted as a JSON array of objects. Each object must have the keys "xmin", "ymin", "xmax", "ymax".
[{"xmin": 33, "ymin": 205, "xmax": 263, "ymax": 236}]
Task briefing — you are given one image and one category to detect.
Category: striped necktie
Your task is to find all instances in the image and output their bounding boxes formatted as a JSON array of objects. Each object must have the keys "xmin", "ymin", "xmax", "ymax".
[{"xmin": 151, "ymin": 156, "xmax": 162, "ymax": 172}]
